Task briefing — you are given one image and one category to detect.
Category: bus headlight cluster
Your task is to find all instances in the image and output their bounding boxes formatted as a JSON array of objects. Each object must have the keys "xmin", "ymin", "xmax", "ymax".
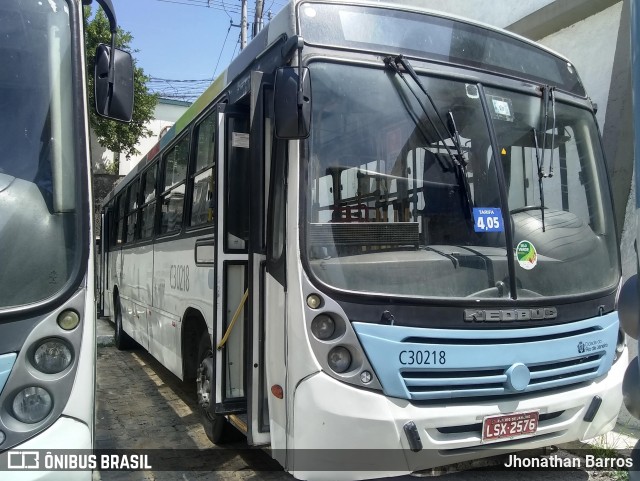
[
  {"xmin": 328, "ymin": 346, "xmax": 352, "ymax": 373},
  {"xmin": 311, "ymin": 314, "xmax": 335, "ymax": 340},
  {"xmin": 32, "ymin": 339, "xmax": 73, "ymax": 374},
  {"xmin": 12, "ymin": 387, "xmax": 53, "ymax": 424}
]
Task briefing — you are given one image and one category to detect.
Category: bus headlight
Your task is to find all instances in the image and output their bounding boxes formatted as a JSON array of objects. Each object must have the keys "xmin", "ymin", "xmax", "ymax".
[
  {"xmin": 328, "ymin": 346, "xmax": 352, "ymax": 373},
  {"xmin": 33, "ymin": 339, "xmax": 73, "ymax": 374},
  {"xmin": 12, "ymin": 387, "xmax": 53, "ymax": 424},
  {"xmin": 311, "ymin": 314, "xmax": 335, "ymax": 340}
]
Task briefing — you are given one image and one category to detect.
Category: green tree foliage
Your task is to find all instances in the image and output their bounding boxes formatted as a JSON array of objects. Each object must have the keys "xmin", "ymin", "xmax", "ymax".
[{"xmin": 84, "ymin": 7, "xmax": 157, "ymax": 173}]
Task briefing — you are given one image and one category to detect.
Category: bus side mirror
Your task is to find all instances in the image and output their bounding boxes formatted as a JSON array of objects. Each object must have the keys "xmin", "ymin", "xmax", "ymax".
[
  {"xmin": 94, "ymin": 44, "xmax": 134, "ymax": 122},
  {"xmin": 274, "ymin": 67, "xmax": 311, "ymax": 139},
  {"xmin": 619, "ymin": 274, "xmax": 640, "ymax": 340}
]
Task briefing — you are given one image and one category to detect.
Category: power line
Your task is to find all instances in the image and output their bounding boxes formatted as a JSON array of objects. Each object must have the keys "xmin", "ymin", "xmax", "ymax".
[
  {"xmin": 153, "ymin": 0, "xmax": 258, "ymax": 16},
  {"xmin": 212, "ymin": 22, "xmax": 233, "ymax": 79},
  {"xmin": 145, "ymin": 0, "xmax": 288, "ymax": 101}
]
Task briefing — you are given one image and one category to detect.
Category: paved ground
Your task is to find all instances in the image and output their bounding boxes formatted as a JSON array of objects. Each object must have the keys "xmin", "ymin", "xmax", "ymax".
[
  {"xmin": 94, "ymin": 345, "xmax": 293, "ymax": 481},
  {"xmin": 94, "ymin": 318, "xmax": 636, "ymax": 480}
]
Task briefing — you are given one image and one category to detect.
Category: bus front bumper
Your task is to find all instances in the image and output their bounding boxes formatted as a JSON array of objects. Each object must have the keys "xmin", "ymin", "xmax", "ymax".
[
  {"xmin": 0, "ymin": 416, "xmax": 92, "ymax": 480},
  {"xmin": 291, "ymin": 348, "xmax": 627, "ymax": 480}
]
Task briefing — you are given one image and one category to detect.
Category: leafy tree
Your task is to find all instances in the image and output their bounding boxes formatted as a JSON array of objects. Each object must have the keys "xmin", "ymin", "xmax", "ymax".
[{"xmin": 84, "ymin": 7, "xmax": 157, "ymax": 173}]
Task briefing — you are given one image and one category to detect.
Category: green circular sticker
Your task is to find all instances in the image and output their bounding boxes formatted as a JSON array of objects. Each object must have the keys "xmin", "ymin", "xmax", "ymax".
[{"xmin": 516, "ymin": 240, "xmax": 537, "ymax": 270}]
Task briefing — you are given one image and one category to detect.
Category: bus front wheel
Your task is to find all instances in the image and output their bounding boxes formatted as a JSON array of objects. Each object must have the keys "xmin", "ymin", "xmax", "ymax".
[{"xmin": 197, "ymin": 331, "xmax": 229, "ymax": 444}]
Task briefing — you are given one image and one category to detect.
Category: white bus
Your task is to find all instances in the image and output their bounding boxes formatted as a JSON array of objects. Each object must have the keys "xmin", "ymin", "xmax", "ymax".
[
  {"xmin": 100, "ymin": 1, "xmax": 627, "ymax": 478},
  {"xmin": 0, "ymin": 0, "xmax": 132, "ymax": 477}
]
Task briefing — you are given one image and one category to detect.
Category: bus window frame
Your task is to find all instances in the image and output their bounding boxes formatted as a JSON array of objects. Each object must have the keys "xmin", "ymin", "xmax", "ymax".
[
  {"xmin": 138, "ymin": 159, "xmax": 160, "ymax": 241},
  {"xmin": 188, "ymin": 108, "xmax": 218, "ymax": 229},
  {"xmin": 158, "ymin": 133, "xmax": 191, "ymax": 237},
  {"xmin": 125, "ymin": 177, "xmax": 141, "ymax": 243},
  {"xmin": 223, "ymin": 108, "xmax": 251, "ymax": 254}
]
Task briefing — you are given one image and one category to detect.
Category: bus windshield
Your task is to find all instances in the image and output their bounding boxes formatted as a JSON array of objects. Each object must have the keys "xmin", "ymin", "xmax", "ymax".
[
  {"xmin": 303, "ymin": 62, "xmax": 619, "ymax": 300},
  {"xmin": 0, "ymin": 0, "xmax": 78, "ymax": 309}
]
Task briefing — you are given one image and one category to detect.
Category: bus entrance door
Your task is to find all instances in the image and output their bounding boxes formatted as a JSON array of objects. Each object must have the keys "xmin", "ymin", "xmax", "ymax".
[{"xmin": 214, "ymin": 104, "xmax": 250, "ymax": 421}]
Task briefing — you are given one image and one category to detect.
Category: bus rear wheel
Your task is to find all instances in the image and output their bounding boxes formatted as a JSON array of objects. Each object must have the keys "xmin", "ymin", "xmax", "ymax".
[
  {"xmin": 197, "ymin": 331, "xmax": 229, "ymax": 444},
  {"xmin": 114, "ymin": 294, "xmax": 135, "ymax": 350}
]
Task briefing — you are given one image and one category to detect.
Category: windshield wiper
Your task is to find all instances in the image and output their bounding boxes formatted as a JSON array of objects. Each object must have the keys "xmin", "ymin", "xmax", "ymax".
[
  {"xmin": 532, "ymin": 127, "xmax": 547, "ymax": 232},
  {"xmin": 547, "ymin": 87, "xmax": 557, "ymax": 177},
  {"xmin": 530, "ymin": 85, "xmax": 558, "ymax": 232},
  {"xmin": 384, "ymin": 54, "xmax": 473, "ymax": 220}
]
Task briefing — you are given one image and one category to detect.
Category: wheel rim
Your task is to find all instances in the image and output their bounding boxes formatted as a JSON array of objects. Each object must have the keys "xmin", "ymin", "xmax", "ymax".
[{"xmin": 197, "ymin": 352, "xmax": 214, "ymax": 419}]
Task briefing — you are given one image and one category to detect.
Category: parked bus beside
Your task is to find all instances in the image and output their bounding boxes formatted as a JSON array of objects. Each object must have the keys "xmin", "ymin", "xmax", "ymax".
[
  {"xmin": 0, "ymin": 0, "xmax": 132, "ymax": 478},
  {"xmin": 100, "ymin": 1, "xmax": 627, "ymax": 479}
]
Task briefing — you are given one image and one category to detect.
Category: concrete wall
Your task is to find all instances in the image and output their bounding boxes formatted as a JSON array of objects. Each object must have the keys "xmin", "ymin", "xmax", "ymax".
[
  {"xmin": 401, "ymin": 0, "xmax": 554, "ymax": 29},
  {"xmin": 538, "ymin": 3, "xmax": 623, "ymax": 126}
]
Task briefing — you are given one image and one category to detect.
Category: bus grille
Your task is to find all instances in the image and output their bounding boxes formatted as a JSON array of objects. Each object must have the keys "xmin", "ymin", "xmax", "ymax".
[{"xmin": 401, "ymin": 354, "xmax": 603, "ymax": 401}]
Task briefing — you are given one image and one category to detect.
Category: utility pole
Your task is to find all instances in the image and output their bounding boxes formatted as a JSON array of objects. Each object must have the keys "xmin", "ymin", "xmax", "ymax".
[
  {"xmin": 240, "ymin": 0, "xmax": 247, "ymax": 50},
  {"xmin": 253, "ymin": 0, "xmax": 264, "ymax": 38}
]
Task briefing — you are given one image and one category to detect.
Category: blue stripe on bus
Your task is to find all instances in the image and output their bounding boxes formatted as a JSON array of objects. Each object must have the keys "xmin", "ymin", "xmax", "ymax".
[
  {"xmin": 353, "ymin": 313, "xmax": 618, "ymax": 401},
  {"xmin": 0, "ymin": 352, "xmax": 17, "ymax": 395}
]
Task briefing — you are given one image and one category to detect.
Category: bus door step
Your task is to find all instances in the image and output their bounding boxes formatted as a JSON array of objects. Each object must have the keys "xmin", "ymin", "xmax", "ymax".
[{"xmin": 214, "ymin": 401, "xmax": 247, "ymax": 415}]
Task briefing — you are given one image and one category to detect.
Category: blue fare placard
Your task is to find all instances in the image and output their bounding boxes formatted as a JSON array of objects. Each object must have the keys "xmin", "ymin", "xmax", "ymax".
[{"xmin": 473, "ymin": 207, "xmax": 504, "ymax": 232}]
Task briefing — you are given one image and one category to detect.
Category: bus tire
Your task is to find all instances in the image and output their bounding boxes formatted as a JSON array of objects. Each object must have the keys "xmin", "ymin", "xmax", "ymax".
[
  {"xmin": 197, "ymin": 331, "xmax": 229, "ymax": 444},
  {"xmin": 114, "ymin": 294, "xmax": 135, "ymax": 350}
]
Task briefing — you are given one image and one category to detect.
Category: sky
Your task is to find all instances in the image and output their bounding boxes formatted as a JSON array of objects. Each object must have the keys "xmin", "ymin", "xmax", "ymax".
[{"xmin": 104, "ymin": 0, "xmax": 288, "ymax": 101}]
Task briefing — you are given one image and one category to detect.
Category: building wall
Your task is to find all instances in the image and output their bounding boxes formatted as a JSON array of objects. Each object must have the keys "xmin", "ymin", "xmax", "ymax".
[
  {"xmin": 90, "ymin": 98, "xmax": 190, "ymax": 176},
  {"xmin": 118, "ymin": 100, "xmax": 190, "ymax": 176},
  {"xmin": 537, "ymin": 3, "xmax": 623, "ymax": 127},
  {"xmin": 402, "ymin": 0, "xmax": 555, "ymax": 29}
]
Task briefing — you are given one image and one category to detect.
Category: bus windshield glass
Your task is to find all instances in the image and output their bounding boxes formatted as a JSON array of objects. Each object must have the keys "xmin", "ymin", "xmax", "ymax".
[
  {"xmin": 0, "ymin": 0, "xmax": 78, "ymax": 309},
  {"xmin": 299, "ymin": 2, "xmax": 585, "ymax": 96},
  {"xmin": 303, "ymin": 62, "xmax": 619, "ymax": 300}
]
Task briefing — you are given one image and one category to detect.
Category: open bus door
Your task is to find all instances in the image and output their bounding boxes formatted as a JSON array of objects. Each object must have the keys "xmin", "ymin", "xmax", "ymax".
[
  {"xmin": 247, "ymin": 71, "xmax": 272, "ymax": 446},
  {"xmin": 214, "ymin": 102, "xmax": 251, "ymax": 429}
]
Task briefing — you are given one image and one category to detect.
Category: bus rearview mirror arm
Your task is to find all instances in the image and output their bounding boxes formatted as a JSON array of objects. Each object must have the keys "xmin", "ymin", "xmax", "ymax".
[
  {"xmin": 275, "ymin": 36, "xmax": 311, "ymax": 139},
  {"xmin": 86, "ymin": 0, "xmax": 135, "ymax": 123}
]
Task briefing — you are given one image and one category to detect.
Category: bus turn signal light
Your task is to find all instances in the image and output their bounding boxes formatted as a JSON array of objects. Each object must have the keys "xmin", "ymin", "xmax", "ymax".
[{"xmin": 271, "ymin": 385, "xmax": 284, "ymax": 399}]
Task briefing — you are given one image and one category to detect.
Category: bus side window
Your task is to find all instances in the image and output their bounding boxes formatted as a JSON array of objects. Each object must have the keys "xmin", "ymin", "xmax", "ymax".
[
  {"xmin": 225, "ymin": 116, "xmax": 250, "ymax": 250},
  {"xmin": 160, "ymin": 136, "xmax": 189, "ymax": 235},
  {"xmin": 139, "ymin": 161, "xmax": 158, "ymax": 239},
  {"xmin": 190, "ymin": 111, "xmax": 216, "ymax": 226},
  {"xmin": 126, "ymin": 179, "xmax": 140, "ymax": 242},
  {"xmin": 117, "ymin": 193, "xmax": 126, "ymax": 244}
]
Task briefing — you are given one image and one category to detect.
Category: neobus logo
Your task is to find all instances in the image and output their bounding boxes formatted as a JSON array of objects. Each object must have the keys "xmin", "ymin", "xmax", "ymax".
[{"xmin": 464, "ymin": 308, "xmax": 558, "ymax": 322}]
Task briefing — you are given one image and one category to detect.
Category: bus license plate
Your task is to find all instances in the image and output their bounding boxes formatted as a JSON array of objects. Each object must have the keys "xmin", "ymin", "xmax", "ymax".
[{"xmin": 482, "ymin": 411, "xmax": 539, "ymax": 443}]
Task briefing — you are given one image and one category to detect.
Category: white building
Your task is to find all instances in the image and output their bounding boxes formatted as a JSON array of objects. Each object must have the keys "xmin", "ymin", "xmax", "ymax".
[{"xmin": 91, "ymin": 97, "xmax": 191, "ymax": 176}]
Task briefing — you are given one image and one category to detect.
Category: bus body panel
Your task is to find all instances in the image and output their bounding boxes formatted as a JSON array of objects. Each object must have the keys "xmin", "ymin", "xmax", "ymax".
[{"xmin": 264, "ymin": 273, "xmax": 288, "ymax": 460}]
